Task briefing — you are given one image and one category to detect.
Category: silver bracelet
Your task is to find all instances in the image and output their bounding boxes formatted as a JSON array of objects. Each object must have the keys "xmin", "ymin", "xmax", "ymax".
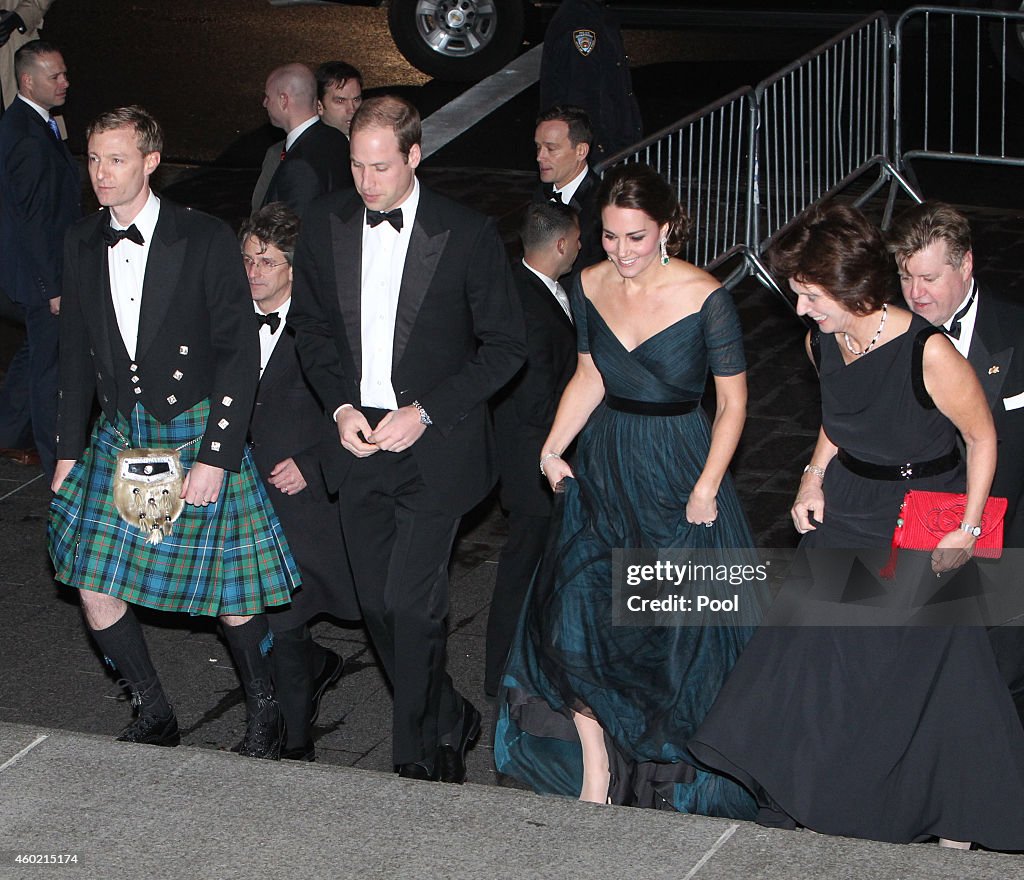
[
  {"xmin": 411, "ymin": 400, "xmax": 432, "ymax": 426},
  {"xmin": 803, "ymin": 464, "xmax": 826, "ymax": 480},
  {"xmin": 539, "ymin": 452, "xmax": 561, "ymax": 476}
]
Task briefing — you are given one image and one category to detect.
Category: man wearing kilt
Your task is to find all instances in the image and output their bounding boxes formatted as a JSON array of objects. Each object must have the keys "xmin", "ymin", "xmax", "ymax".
[{"xmin": 48, "ymin": 106, "xmax": 300, "ymax": 758}]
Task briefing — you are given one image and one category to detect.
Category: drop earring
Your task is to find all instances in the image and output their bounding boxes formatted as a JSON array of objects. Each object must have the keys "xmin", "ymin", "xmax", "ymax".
[{"xmin": 659, "ymin": 237, "xmax": 669, "ymax": 266}]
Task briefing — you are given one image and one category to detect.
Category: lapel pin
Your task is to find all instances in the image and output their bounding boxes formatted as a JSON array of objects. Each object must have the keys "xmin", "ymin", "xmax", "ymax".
[{"xmin": 989, "ymin": 365, "xmax": 1000, "ymax": 375}]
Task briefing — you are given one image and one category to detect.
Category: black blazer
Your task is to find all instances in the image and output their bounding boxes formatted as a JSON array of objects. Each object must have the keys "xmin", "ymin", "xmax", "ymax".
[
  {"xmin": 532, "ymin": 168, "xmax": 603, "ymax": 273},
  {"xmin": 0, "ymin": 97, "xmax": 80, "ymax": 307},
  {"xmin": 493, "ymin": 261, "xmax": 577, "ymax": 516},
  {"xmin": 56, "ymin": 200, "xmax": 258, "ymax": 471},
  {"xmin": 969, "ymin": 284, "xmax": 1024, "ymax": 543},
  {"xmin": 289, "ymin": 184, "xmax": 527, "ymax": 516},
  {"xmin": 263, "ymin": 121, "xmax": 352, "ymax": 216},
  {"xmin": 250, "ymin": 319, "xmax": 360, "ymax": 623}
]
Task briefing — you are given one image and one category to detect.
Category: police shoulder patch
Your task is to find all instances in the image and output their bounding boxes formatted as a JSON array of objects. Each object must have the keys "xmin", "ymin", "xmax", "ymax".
[{"xmin": 573, "ymin": 29, "xmax": 597, "ymax": 57}]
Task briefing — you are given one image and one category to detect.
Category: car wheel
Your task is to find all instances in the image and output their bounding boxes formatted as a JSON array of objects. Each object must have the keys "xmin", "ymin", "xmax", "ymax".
[{"xmin": 388, "ymin": 0, "xmax": 527, "ymax": 82}]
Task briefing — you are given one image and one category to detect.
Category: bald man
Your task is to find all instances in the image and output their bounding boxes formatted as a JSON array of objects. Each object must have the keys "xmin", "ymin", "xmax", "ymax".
[{"xmin": 256, "ymin": 63, "xmax": 351, "ymax": 216}]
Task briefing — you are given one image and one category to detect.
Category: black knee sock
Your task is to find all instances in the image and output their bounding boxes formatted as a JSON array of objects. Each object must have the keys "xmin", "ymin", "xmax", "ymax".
[
  {"xmin": 89, "ymin": 608, "xmax": 173, "ymax": 719},
  {"xmin": 221, "ymin": 615, "xmax": 274, "ymax": 714},
  {"xmin": 270, "ymin": 624, "xmax": 313, "ymax": 750}
]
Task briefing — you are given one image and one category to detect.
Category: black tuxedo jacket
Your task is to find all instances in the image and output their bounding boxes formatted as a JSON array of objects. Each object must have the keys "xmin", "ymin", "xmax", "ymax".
[
  {"xmin": 289, "ymin": 185, "xmax": 527, "ymax": 516},
  {"xmin": 532, "ymin": 168, "xmax": 603, "ymax": 272},
  {"xmin": 0, "ymin": 97, "xmax": 80, "ymax": 307},
  {"xmin": 56, "ymin": 200, "xmax": 258, "ymax": 471},
  {"xmin": 968, "ymin": 284, "xmax": 1024, "ymax": 542},
  {"xmin": 493, "ymin": 261, "xmax": 577, "ymax": 516},
  {"xmin": 263, "ymin": 121, "xmax": 352, "ymax": 216},
  {"xmin": 251, "ymin": 319, "xmax": 360, "ymax": 623}
]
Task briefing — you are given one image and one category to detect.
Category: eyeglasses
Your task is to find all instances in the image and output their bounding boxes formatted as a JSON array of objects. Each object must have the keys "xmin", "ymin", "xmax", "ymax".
[{"xmin": 242, "ymin": 255, "xmax": 289, "ymax": 272}]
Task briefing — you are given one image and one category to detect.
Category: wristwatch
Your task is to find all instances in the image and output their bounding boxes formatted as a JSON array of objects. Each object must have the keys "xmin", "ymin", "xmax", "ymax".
[{"xmin": 959, "ymin": 521, "xmax": 982, "ymax": 537}]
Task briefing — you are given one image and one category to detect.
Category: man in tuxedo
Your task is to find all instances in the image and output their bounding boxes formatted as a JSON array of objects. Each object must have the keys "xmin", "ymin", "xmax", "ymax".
[
  {"xmin": 0, "ymin": 0, "xmax": 53, "ymax": 111},
  {"xmin": 485, "ymin": 201, "xmax": 580, "ymax": 697},
  {"xmin": 315, "ymin": 60, "xmax": 363, "ymax": 137},
  {"xmin": 289, "ymin": 95, "xmax": 526, "ymax": 782},
  {"xmin": 0, "ymin": 40, "xmax": 79, "ymax": 477},
  {"xmin": 532, "ymin": 105, "xmax": 603, "ymax": 271},
  {"xmin": 50, "ymin": 106, "xmax": 296, "ymax": 758},
  {"xmin": 889, "ymin": 201, "xmax": 1024, "ymax": 726},
  {"xmin": 241, "ymin": 202, "xmax": 359, "ymax": 762},
  {"xmin": 253, "ymin": 63, "xmax": 351, "ymax": 215}
]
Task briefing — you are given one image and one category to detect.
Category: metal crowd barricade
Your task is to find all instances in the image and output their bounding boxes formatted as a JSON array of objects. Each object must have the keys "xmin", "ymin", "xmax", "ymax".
[
  {"xmin": 595, "ymin": 87, "xmax": 757, "ymax": 288},
  {"xmin": 749, "ymin": 13, "xmax": 918, "ymax": 301},
  {"xmin": 894, "ymin": 6, "xmax": 1024, "ymax": 171}
]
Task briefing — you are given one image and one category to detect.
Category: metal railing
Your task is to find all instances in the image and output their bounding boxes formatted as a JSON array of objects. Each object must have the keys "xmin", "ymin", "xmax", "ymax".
[
  {"xmin": 595, "ymin": 8, "xmax": 1020, "ymax": 307},
  {"xmin": 894, "ymin": 6, "xmax": 1024, "ymax": 169},
  {"xmin": 595, "ymin": 87, "xmax": 756, "ymax": 284}
]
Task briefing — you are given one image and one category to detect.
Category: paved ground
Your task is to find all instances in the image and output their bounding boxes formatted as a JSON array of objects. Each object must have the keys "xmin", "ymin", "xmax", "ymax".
[{"xmin": 0, "ymin": 151, "xmax": 1022, "ymax": 877}]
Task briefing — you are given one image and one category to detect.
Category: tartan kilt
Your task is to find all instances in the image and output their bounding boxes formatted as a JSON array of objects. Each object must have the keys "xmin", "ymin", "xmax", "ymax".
[{"xmin": 48, "ymin": 402, "xmax": 300, "ymax": 616}]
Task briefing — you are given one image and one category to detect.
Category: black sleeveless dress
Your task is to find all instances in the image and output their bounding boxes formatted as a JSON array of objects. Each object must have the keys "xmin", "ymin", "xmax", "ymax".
[{"xmin": 689, "ymin": 315, "xmax": 1024, "ymax": 849}]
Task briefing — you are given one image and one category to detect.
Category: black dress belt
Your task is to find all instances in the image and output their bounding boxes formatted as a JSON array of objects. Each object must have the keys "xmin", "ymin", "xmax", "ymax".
[
  {"xmin": 605, "ymin": 395, "xmax": 699, "ymax": 416},
  {"xmin": 836, "ymin": 447, "xmax": 961, "ymax": 481}
]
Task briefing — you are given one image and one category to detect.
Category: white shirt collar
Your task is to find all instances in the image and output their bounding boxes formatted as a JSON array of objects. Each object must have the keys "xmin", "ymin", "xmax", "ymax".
[
  {"xmin": 365, "ymin": 177, "xmax": 420, "ymax": 231},
  {"xmin": 554, "ymin": 165, "xmax": 590, "ymax": 204},
  {"xmin": 285, "ymin": 116, "xmax": 319, "ymax": 151},
  {"xmin": 255, "ymin": 295, "xmax": 291, "ymax": 325},
  {"xmin": 111, "ymin": 189, "xmax": 161, "ymax": 240},
  {"xmin": 941, "ymin": 279, "xmax": 978, "ymax": 356},
  {"xmin": 17, "ymin": 94, "xmax": 52, "ymax": 123},
  {"xmin": 522, "ymin": 258, "xmax": 558, "ymax": 296}
]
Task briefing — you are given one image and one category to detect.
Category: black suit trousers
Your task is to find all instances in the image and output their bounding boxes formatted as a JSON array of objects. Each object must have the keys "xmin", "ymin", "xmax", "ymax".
[
  {"xmin": 339, "ymin": 442, "xmax": 462, "ymax": 766},
  {"xmin": 0, "ymin": 298, "xmax": 58, "ymax": 476},
  {"xmin": 484, "ymin": 510, "xmax": 551, "ymax": 696}
]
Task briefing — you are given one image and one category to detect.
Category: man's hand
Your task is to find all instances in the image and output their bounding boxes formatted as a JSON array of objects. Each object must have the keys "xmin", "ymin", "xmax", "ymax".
[
  {"xmin": 49, "ymin": 296, "xmax": 61, "ymax": 317},
  {"xmin": 0, "ymin": 12, "xmax": 25, "ymax": 47},
  {"xmin": 52, "ymin": 459, "xmax": 76, "ymax": 493},
  {"xmin": 267, "ymin": 457, "xmax": 307, "ymax": 495},
  {"xmin": 337, "ymin": 407, "xmax": 379, "ymax": 458},
  {"xmin": 368, "ymin": 406, "xmax": 426, "ymax": 453},
  {"xmin": 181, "ymin": 461, "xmax": 225, "ymax": 507}
]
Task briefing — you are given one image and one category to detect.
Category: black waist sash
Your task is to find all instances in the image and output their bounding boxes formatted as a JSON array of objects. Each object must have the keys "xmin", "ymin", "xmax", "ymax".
[
  {"xmin": 605, "ymin": 395, "xmax": 699, "ymax": 416},
  {"xmin": 836, "ymin": 447, "xmax": 960, "ymax": 481}
]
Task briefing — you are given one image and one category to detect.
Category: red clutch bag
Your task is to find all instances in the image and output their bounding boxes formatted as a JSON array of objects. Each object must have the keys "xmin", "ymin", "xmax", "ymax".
[{"xmin": 881, "ymin": 490, "xmax": 1007, "ymax": 578}]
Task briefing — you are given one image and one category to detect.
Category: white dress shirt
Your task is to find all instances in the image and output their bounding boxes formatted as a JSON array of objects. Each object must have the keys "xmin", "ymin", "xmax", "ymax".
[
  {"xmin": 553, "ymin": 165, "xmax": 589, "ymax": 206},
  {"xmin": 285, "ymin": 116, "xmax": 319, "ymax": 151},
  {"xmin": 942, "ymin": 279, "xmax": 978, "ymax": 358},
  {"xmin": 256, "ymin": 296, "xmax": 291, "ymax": 378},
  {"xmin": 16, "ymin": 93, "xmax": 51, "ymax": 123},
  {"xmin": 359, "ymin": 180, "xmax": 421, "ymax": 410},
  {"xmin": 108, "ymin": 190, "xmax": 160, "ymax": 361}
]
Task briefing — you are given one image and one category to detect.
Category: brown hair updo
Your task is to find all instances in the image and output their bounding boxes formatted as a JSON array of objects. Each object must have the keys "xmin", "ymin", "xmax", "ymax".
[{"xmin": 597, "ymin": 164, "xmax": 691, "ymax": 257}]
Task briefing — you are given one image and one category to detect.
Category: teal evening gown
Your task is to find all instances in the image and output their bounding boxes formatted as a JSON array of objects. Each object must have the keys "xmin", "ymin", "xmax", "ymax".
[{"xmin": 495, "ymin": 283, "xmax": 759, "ymax": 818}]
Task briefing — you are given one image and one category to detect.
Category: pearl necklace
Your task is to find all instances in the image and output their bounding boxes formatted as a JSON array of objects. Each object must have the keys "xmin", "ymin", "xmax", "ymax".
[{"xmin": 843, "ymin": 303, "xmax": 887, "ymax": 357}]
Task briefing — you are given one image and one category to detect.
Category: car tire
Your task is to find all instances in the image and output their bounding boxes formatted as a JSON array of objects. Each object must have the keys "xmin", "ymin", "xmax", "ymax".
[{"xmin": 388, "ymin": 0, "xmax": 527, "ymax": 82}]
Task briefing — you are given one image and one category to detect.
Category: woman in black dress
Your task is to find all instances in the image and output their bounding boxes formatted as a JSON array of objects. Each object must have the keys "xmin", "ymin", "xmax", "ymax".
[{"xmin": 689, "ymin": 203, "xmax": 1024, "ymax": 850}]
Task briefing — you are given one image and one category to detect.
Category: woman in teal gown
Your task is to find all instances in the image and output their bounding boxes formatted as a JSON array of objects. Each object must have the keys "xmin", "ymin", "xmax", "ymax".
[{"xmin": 495, "ymin": 164, "xmax": 758, "ymax": 816}]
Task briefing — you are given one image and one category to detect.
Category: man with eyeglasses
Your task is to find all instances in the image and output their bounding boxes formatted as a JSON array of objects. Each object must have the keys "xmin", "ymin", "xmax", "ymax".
[{"xmin": 241, "ymin": 201, "xmax": 359, "ymax": 762}]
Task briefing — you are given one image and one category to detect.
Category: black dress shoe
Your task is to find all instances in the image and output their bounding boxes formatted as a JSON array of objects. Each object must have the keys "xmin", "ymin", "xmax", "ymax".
[
  {"xmin": 116, "ymin": 712, "xmax": 180, "ymax": 747},
  {"xmin": 237, "ymin": 696, "xmax": 284, "ymax": 760},
  {"xmin": 437, "ymin": 700, "xmax": 482, "ymax": 784},
  {"xmin": 309, "ymin": 649, "xmax": 345, "ymax": 725},
  {"xmin": 281, "ymin": 741, "xmax": 316, "ymax": 762},
  {"xmin": 397, "ymin": 761, "xmax": 439, "ymax": 781}
]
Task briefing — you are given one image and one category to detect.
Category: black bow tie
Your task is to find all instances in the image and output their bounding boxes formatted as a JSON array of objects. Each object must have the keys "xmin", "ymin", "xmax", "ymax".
[
  {"xmin": 365, "ymin": 208, "xmax": 403, "ymax": 232},
  {"xmin": 102, "ymin": 223, "xmax": 145, "ymax": 247},
  {"xmin": 545, "ymin": 183, "xmax": 562, "ymax": 203},
  {"xmin": 255, "ymin": 311, "xmax": 281, "ymax": 334},
  {"xmin": 946, "ymin": 288, "xmax": 977, "ymax": 341}
]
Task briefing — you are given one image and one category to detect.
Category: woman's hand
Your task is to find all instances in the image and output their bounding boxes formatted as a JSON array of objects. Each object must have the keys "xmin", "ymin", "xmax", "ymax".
[
  {"xmin": 686, "ymin": 486, "xmax": 718, "ymax": 527},
  {"xmin": 541, "ymin": 455, "xmax": 575, "ymax": 492},
  {"xmin": 792, "ymin": 479, "xmax": 826, "ymax": 533},
  {"xmin": 932, "ymin": 528, "xmax": 975, "ymax": 574}
]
